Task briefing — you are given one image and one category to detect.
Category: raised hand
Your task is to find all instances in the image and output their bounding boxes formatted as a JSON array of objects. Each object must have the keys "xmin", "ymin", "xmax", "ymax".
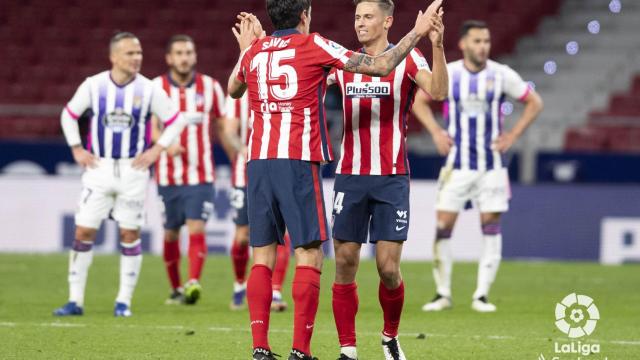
[
  {"xmin": 413, "ymin": 0, "xmax": 443, "ymax": 38},
  {"xmin": 428, "ymin": 8, "xmax": 445, "ymax": 46},
  {"xmin": 232, "ymin": 14, "xmax": 258, "ymax": 51}
]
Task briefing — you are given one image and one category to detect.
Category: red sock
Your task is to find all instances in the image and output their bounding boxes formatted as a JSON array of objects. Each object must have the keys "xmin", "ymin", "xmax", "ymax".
[
  {"xmin": 247, "ymin": 264, "xmax": 273, "ymax": 350},
  {"xmin": 379, "ymin": 281, "xmax": 405, "ymax": 338},
  {"xmin": 332, "ymin": 282, "xmax": 358, "ymax": 347},
  {"xmin": 231, "ymin": 241, "xmax": 250, "ymax": 283},
  {"xmin": 163, "ymin": 240, "xmax": 181, "ymax": 290},
  {"xmin": 188, "ymin": 233, "xmax": 207, "ymax": 281},
  {"xmin": 272, "ymin": 234, "xmax": 291, "ymax": 291},
  {"xmin": 292, "ymin": 266, "xmax": 321, "ymax": 355}
]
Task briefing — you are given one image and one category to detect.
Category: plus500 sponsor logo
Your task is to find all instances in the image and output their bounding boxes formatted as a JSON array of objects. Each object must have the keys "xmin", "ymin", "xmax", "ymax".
[{"xmin": 345, "ymin": 82, "xmax": 391, "ymax": 98}]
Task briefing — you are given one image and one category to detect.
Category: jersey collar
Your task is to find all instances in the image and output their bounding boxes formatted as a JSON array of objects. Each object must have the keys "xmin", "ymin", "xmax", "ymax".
[
  {"xmin": 358, "ymin": 43, "xmax": 394, "ymax": 55},
  {"xmin": 167, "ymin": 71, "xmax": 196, "ymax": 88},
  {"xmin": 272, "ymin": 28, "xmax": 300, "ymax": 37}
]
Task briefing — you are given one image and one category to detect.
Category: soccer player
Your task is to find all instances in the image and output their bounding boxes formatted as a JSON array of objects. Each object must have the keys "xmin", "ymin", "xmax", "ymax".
[
  {"xmin": 227, "ymin": 1, "xmax": 442, "ymax": 359},
  {"xmin": 413, "ymin": 20, "xmax": 543, "ymax": 313},
  {"xmin": 54, "ymin": 32, "xmax": 187, "ymax": 317},
  {"xmin": 224, "ymin": 93, "xmax": 292, "ymax": 312},
  {"xmin": 152, "ymin": 35, "xmax": 227, "ymax": 305},
  {"xmin": 328, "ymin": 1, "xmax": 447, "ymax": 359}
]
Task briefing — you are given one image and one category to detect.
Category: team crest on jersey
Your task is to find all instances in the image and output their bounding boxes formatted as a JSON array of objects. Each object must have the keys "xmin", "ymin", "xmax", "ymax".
[
  {"xmin": 345, "ymin": 82, "xmax": 391, "ymax": 98},
  {"xmin": 103, "ymin": 107, "xmax": 133, "ymax": 132}
]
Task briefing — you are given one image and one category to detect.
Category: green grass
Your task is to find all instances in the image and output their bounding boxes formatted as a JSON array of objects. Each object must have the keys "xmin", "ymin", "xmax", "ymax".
[{"xmin": 0, "ymin": 254, "xmax": 639, "ymax": 359}]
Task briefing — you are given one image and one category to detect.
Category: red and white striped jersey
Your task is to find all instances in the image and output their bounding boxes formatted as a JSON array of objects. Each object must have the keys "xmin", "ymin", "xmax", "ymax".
[
  {"xmin": 329, "ymin": 48, "xmax": 430, "ymax": 175},
  {"xmin": 153, "ymin": 72, "xmax": 226, "ymax": 186},
  {"xmin": 236, "ymin": 29, "xmax": 354, "ymax": 163},
  {"xmin": 225, "ymin": 93, "xmax": 251, "ymax": 187}
]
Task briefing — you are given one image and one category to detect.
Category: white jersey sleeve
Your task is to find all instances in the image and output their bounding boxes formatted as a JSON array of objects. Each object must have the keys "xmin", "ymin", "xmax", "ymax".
[
  {"xmin": 502, "ymin": 65, "xmax": 530, "ymax": 101},
  {"xmin": 150, "ymin": 82, "xmax": 187, "ymax": 149},
  {"xmin": 60, "ymin": 79, "xmax": 91, "ymax": 147}
]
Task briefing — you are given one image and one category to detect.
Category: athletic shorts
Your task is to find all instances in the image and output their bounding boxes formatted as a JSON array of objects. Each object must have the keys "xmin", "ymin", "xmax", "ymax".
[
  {"xmin": 247, "ymin": 159, "xmax": 329, "ymax": 249},
  {"xmin": 231, "ymin": 186, "xmax": 249, "ymax": 226},
  {"xmin": 332, "ymin": 174, "xmax": 410, "ymax": 243},
  {"xmin": 157, "ymin": 184, "xmax": 215, "ymax": 230},
  {"xmin": 436, "ymin": 167, "xmax": 510, "ymax": 213},
  {"xmin": 75, "ymin": 158, "xmax": 148, "ymax": 230}
]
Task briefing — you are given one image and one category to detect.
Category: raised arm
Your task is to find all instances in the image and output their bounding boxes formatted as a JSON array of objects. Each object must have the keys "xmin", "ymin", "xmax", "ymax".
[
  {"xmin": 228, "ymin": 13, "xmax": 264, "ymax": 98},
  {"xmin": 343, "ymin": 0, "xmax": 443, "ymax": 77},
  {"xmin": 413, "ymin": 9, "xmax": 448, "ymax": 100}
]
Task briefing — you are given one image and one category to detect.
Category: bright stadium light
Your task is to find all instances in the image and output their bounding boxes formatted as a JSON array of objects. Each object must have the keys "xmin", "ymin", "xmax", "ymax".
[
  {"xmin": 609, "ymin": 0, "xmax": 622, "ymax": 13},
  {"xmin": 588, "ymin": 20, "xmax": 601, "ymax": 34},
  {"xmin": 544, "ymin": 60, "xmax": 557, "ymax": 75},
  {"xmin": 501, "ymin": 101, "xmax": 514, "ymax": 115},
  {"xmin": 566, "ymin": 41, "xmax": 579, "ymax": 55}
]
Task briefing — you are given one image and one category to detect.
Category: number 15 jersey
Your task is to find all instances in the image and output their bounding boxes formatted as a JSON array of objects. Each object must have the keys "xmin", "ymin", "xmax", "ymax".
[{"xmin": 236, "ymin": 29, "xmax": 354, "ymax": 162}]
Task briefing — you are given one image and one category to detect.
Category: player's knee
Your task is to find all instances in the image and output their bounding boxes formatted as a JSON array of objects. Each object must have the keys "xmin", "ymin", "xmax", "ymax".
[
  {"xmin": 378, "ymin": 266, "xmax": 401, "ymax": 288},
  {"xmin": 186, "ymin": 220, "xmax": 206, "ymax": 235},
  {"xmin": 120, "ymin": 229, "xmax": 140, "ymax": 243},
  {"xmin": 75, "ymin": 226, "xmax": 97, "ymax": 241},
  {"xmin": 335, "ymin": 253, "xmax": 358, "ymax": 271}
]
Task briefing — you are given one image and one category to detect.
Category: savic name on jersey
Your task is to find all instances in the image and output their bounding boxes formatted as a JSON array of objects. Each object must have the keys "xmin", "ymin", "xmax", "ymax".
[{"xmin": 345, "ymin": 82, "xmax": 391, "ymax": 98}]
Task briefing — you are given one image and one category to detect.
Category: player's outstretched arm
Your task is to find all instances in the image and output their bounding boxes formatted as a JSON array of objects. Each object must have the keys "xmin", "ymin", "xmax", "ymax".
[
  {"xmin": 414, "ymin": 9, "xmax": 448, "ymax": 100},
  {"xmin": 343, "ymin": 0, "xmax": 442, "ymax": 77},
  {"xmin": 412, "ymin": 90, "xmax": 452, "ymax": 156},
  {"xmin": 228, "ymin": 15, "xmax": 260, "ymax": 99}
]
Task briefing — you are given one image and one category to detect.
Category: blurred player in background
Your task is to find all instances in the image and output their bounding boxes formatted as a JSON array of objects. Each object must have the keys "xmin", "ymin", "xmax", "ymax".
[
  {"xmin": 152, "ymin": 35, "xmax": 227, "ymax": 305},
  {"xmin": 413, "ymin": 20, "xmax": 543, "ymax": 313},
  {"xmin": 228, "ymin": 0, "xmax": 441, "ymax": 358},
  {"xmin": 224, "ymin": 93, "xmax": 292, "ymax": 312},
  {"xmin": 328, "ymin": 1, "xmax": 447, "ymax": 359},
  {"xmin": 54, "ymin": 32, "xmax": 187, "ymax": 317}
]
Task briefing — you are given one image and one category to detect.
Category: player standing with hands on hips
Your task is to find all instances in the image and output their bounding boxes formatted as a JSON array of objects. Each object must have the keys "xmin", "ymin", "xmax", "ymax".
[{"xmin": 54, "ymin": 32, "xmax": 188, "ymax": 317}]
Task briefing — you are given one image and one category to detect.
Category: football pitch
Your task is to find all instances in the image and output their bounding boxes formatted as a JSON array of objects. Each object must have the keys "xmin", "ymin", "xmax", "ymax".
[{"xmin": 1, "ymin": 254, "xmax": 638, "ymax": 359}]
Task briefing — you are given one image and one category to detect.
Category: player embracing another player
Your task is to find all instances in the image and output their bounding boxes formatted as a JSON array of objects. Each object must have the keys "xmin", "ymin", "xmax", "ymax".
[
  {"xmin": 228, "ymin": 0, "xmax": 443, "ymax": 359},
  {"xmin": 328, "ymin": 1, "xmax": 447, "ymax": 359},
  {"xmin": 413, "ymin": 20, "xmax": 543, "ymax": 313}
]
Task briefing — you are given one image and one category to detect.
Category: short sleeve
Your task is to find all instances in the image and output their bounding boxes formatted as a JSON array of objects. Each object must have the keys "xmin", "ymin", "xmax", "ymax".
[
  {"xmin": 407, "ymin": 48, "xmax": 431, "ymax": 80},
  {"xmin": 210, "ymin": 79, "xmax": 226, "ymax": 118},
  {"xmin": 235, "ymin": 47, "xmax": 253, "ymax": 84},
  {"xmin": 311, "ymin": 34, "xmax": 354, "ymax": 70},
  {"xmin": 150, "ymin": 81, "xmax": 180, "ymax": 124},
  {"xmin": 502, "ymin": 65, "xmax": 530, "ymax": 101},
  {"xmin": 225, "ymin": 95, "xmax": 237, "ymax": 119},
  {"xmin": 65, "ymin": 79, "xmax": 92, "ymax": 119}
]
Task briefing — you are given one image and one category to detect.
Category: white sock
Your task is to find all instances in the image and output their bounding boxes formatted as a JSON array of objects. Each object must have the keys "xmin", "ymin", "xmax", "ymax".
[
  {"xmin": 116, "ymin": 240, "xmax": 143, "ymax": 306},
  {"xmin": 473, "ymin": 233, "xmax": 502, "ymax": 300},
  {"xmin": 341, "ymin": 346, "xmax": 358, "ymax": 358},
  {"xmin": 68, "ymin": 242, "xmax": 94, "ymax": 306},
  {"xmin": 432, "ymin": 237, "xmax": 453, "ymax": 298}
]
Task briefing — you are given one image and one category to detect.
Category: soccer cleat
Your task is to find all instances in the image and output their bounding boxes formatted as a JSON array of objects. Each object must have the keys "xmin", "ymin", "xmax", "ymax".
[
  {"xmin": 253, "ymin": 347, "xmax": 280, "ymax": 360},
  {"xmin": 338, "ymin": 353, "xmax": 357, "ymax": 360},
  {"xmin": 114, "ymin": 302, "xmax": 132, "ymax": 317},
  {"xmin": 230, "ymin": 282, "xmax": 247, "ymax": 310},
  {"xmin": 421, "ymin": 293, "xmax": 453, "ymax": 312},
  {"xmin": 381, "ymin": 336, "xmax": 407, "ymax": 360},
  {"xmin": 271, "ymin": 290, "xmax": 288, "ymax": 312},
  {"xmin": 165, "ymin": 288, "xmax": 185, "ymax": 305},
  {"xmin": 53, "ymin": 302, "xmax": 83, "ymax": 316},
  {"xmin": 288, "ymin": 349, "xmax": 317, "ymax": 360},
  {"xmin": 471, "ymin": 296, "xmax": 497, "ymax": 313},
  {"xmin": 184, "ymin": 280, "xmax": 202, "ymax": 305}
]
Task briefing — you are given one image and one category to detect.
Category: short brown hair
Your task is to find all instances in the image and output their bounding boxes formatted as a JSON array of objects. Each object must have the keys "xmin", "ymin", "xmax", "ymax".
[
  {"xmin": 166, "ymin": 34, "xmax": 195, "ymax": 54},
  {"xmin": 353, "ymin": 0, "xmax": 394, "ymax": 15},
  {"xmin": 109, "ymin": 31, "xmax": 138, "ymax": 53},
  {"xmin": 460, "ymin": 20, "xmax": 489, "ymax": 38}
]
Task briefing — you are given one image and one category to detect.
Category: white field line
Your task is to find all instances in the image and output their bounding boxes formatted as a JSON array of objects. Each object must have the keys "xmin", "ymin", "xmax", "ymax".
[{"xmin": 0, "ymin": 322, "xmax": 638, "ymax": 346}]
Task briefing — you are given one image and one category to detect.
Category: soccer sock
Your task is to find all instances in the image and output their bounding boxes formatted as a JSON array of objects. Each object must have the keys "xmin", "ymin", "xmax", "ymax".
[
  {"xmin": 473, "ymin": 222, "xmax": 503, "ymax": 300},
  {"xmin": 163, "ymin": 240, "xmax": 181, "ymax": 290},
  {"xmin": 379, "ymin": 281, "xmax": 405, "ymax": 338},
  {"xmin": 433, "ymin": 228, "xmax": 453, "ymax": 298},
  {"xmin": 292, "ymin": 266, "xmax": 321, "ymax": 355},
  {"xmin": 332, "ymin": 282, "xmax": 358, "ymax": 347},
  {"xmin": 188, "ymin": 233, "xmax": 207, "ymax": 282},
  {"xmin": 231, "ymin": 241, "xmax": 250, "ymax": 284},
  {"xmin": 68, "ymin": 240, "xmax": 94, "ymax": 306},
  {"xmin": 247, "ymin": 264, "xmax": 273, "ymax": 350},
  {"xmin": 272, "ymin": 234, "xmax": 291, "ymax": 292},
  {"xmin": 116, "ymin": 239, "xmax": 143, "ymax": 306}
]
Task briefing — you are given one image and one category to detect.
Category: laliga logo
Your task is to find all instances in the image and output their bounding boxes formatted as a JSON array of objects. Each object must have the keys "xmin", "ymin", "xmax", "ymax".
[{"xmin": 555, "ymin": 293, "xmax": 599, "ymax": 338}]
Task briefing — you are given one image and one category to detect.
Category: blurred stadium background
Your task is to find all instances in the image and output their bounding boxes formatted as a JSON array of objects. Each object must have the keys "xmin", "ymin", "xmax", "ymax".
[{"xmin": 0, "ymin": 0, "xmax": 639, "ymax": 358}]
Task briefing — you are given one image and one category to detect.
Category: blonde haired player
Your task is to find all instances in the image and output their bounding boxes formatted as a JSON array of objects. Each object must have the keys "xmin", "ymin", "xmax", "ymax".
[
  {"xmin": 55, "ymin": 32, "xmax": 187, "ymax": 317},
  {"xmin": 413, "ymin": 20, "xmax": 543, "ymax": 313}
]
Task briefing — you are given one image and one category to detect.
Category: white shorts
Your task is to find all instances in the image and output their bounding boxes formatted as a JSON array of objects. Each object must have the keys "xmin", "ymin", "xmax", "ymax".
[
  {"xmin": 435, "ymin": 167, "xmax": 511, "ymax": 213},
  {"xmin": 75, "ymin": 158, "xmax": 149, "ymax": 230}
]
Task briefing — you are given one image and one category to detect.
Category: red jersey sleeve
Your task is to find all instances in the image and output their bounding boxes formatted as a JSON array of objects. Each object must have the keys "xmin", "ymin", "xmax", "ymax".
[
  {"xmin": 311, "ymin": 33, "xmax": 354, "ymax": 70},
  {"xmin": 235, "ymin": 46, "xmax": 254, "ymax": 83},
  {"xmin": 407, "ymin": 48, "xmax": 431, "ymax": 80}
]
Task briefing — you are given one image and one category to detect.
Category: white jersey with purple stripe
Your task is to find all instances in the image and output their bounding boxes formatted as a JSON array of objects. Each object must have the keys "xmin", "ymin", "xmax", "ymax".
[
  {"xmin": 64, "ymin": 71, "xmax": 180, "ymax": 159},
  {"xmin": 444, "ymin": 60, "xmax": 530, "ymax": 171}
]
